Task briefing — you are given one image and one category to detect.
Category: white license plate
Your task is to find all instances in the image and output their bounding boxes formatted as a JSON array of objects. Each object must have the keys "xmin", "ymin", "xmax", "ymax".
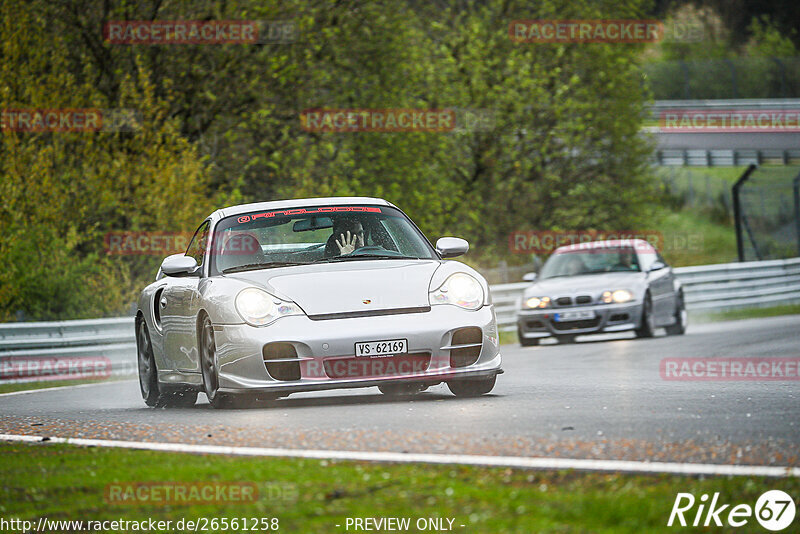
[
  {"xmin": 554, "ymin": 310, "xmax": 596, "ymax": 322},
  {"xmin": 355, "ymin": 339, "xmax": 408, "ymax": 357}
]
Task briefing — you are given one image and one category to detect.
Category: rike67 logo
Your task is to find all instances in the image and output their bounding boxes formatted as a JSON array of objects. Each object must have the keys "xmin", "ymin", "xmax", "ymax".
[{"xmin": 668, "ymin": 490, "xmax": 796, "ymax": 531}]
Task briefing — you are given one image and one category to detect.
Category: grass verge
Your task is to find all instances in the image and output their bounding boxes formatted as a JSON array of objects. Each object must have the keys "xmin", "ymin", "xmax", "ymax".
[
  {"xmin": 0, "ymin": 442, "xmax": 797, "ymax": 533},
  {"xmin": 692, "ymin": 303, "xmax": 800, "ymax": 323}
]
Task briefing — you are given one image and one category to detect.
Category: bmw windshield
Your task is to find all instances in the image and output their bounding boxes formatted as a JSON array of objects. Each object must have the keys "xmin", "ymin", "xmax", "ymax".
[
  {"xmin": 539, "ymin": 247, "xmax": 641, "ymax": 279},
  {"xmin": 209, "ymin": 205, "xmax": 437, "ymax": 275}
]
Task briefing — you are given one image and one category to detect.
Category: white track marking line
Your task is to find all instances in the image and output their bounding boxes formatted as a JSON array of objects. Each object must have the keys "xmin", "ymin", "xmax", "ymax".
[
  {"xmin": 1, "ymin": 433, "xmax": 797, "ymax": 477},
  {"xmin": 0, "ymin": 379, "xmax": 136, "ymax": 397}
]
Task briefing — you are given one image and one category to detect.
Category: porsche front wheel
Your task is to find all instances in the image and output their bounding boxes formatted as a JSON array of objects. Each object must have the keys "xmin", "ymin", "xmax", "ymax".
[
  {"xmin": 447, "ymin": 375, "xmax": 496, "ymax": 397},
  {"xmin": 200, "ymin": 316, "xmax": 250, "ymax": 409}
]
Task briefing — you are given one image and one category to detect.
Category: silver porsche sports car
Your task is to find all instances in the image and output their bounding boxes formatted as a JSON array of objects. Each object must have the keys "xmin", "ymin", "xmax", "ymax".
[
  {"xmin": 136, "ymin": 197, "xmax": 501, "ymax": 408},
  {"xmin": 516, "ymin": 239, "xmax": 687, "ymax": 345}
]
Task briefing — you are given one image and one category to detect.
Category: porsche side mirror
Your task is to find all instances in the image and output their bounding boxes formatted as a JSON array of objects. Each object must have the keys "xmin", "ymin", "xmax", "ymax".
[
  {"xmin": 435, "ymin": 237, "xmax": 469, "ymax": 259},
  {"xmin": 160, "ymin": 254, "xmax": 199, "ymax": 276},
  {"xmin": 522, "ymin": 272, "xmax": 537, "ymax": 282},
  {"xmin": 649, "ymin": 261, "xmax": 666, "ymax": 272}
]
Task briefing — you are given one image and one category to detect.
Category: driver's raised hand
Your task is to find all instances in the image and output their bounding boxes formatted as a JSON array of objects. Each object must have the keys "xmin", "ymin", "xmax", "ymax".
[{"xmin": 335, "ymin": 231, "xmax": 362, "ymax": 255}]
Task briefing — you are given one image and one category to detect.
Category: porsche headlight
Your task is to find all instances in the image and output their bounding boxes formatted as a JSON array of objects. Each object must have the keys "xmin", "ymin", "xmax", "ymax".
[
  {"xmin": 601, "ymin": 289, "xmax": 633, "ymax": 304},
  {"xmin": 430, "ymin": 273, "xmax": 484, "ymax": 310},
  {"xmin": 524, "ymin": 296, "xmax": 551, "ymax": 309},
  {"xmin": 235, "ymin": 288, "xmax": 303, "ymax": 326}
]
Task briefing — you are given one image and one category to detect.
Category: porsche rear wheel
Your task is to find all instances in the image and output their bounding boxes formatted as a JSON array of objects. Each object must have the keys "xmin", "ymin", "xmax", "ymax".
[
  {"xmin": 200, "ymin": 316, "xmax": 250, "ymax": 409},
  {"xmin": 447, "ymin": 375, "xmax": 496, "ymax": 397},
  {"xmin": 137, "ymin": 319, "xmax": 197, "ymax": 408}
]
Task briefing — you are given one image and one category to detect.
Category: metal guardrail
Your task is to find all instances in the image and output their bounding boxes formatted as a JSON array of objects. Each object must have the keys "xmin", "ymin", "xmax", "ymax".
[
  {"xmin": 0, "ymin": 317, "xmax": 136, "ymax": 381},
  {"xmin": 1, "ymin": 258, "xmax": 799, "ymax": 376},
  {"xmin": 491, "ymin": 257, "xmax": 800, "ymax": 331},
  {"xmin": 647, "ymin": 99, "xmax": 800, "ymax": 166}
]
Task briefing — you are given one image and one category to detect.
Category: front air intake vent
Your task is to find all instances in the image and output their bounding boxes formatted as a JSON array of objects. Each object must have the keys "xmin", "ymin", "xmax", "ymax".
[
  {"xmin": 262, "ymin": 342, "xmax": 300, "ymax": 381},
  {"xmin": 449, "ymin": 327, "xmax": 483, "ymax": 368}
]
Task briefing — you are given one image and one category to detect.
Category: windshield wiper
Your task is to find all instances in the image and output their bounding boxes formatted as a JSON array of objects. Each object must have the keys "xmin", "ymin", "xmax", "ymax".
[
  {"xmin": 222, "ymin": 261, "xmax": 307, "ymax": 274},
  {"xmin": 542, "ymin": 271, "xmax": 605, "ymax": 279},
  {"xmin": 314, "ymin": 254, "xmax": 420, "ymax": 263}
]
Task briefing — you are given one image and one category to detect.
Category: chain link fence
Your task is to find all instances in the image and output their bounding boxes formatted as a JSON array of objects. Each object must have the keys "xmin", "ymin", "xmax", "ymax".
[{"xmin": 733, "ymin": 165, "xmax": 800, "ymax": 261}]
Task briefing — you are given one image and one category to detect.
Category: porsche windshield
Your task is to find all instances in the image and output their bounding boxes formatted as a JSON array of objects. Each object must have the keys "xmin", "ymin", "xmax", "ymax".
[
  {"xmin": 540, "ymin": 247, "xmax": 641, "ymax": 279},
  {"xmin": 210, "ymin": 205, "xmax": 436, "ymax": 274}
]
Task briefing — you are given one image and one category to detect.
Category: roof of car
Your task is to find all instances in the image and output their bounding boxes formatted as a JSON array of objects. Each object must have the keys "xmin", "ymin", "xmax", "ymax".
[
  {"xmin": 212, "ymin": 197, "xmax": 396, "ymax": 220},
  {"xmin": 554, "ymin": 238, "xmax": 657, "ymax": 254}
]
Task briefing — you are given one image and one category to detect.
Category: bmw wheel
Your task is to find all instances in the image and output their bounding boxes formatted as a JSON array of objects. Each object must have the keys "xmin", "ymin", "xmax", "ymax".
[
  {"xmin": 665, "ymin": 291, "xmax": 687, "ymax": 336},
  {"xmin": 635, "ymin": 293, "xmax": 656, "ymax": 338},
  {"xmin": 518, "ymin": 328, "xmax": 540, "ymax": 347}
]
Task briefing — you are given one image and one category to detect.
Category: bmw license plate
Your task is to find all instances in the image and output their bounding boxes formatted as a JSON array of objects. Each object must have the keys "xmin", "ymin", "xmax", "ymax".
[
  {"xmin": 554, "ymin": 310, "xmax": 596, "ymax": 322},
  {"xmin": 355, "ymin": 339, "xmax": 407, "ymax": 358}
]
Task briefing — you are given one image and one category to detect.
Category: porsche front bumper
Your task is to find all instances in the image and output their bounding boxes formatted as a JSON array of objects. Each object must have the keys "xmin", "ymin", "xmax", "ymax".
[{"xmin": 210, "ymin": 304, "xmax": 502, "ymax": 394}]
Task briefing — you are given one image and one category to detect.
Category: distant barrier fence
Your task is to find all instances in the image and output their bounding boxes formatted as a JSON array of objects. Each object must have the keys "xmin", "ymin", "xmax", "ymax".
[{"xmin": 1, "ymin": 257, "xmax": 799, "ymax": 378}]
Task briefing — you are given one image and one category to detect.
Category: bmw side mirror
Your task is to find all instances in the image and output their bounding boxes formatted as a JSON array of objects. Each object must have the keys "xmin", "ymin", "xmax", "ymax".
[
  {"xmin": 649, "ymin": 261, "xmax": 666, "ymax": 272},
  {"xmin": 435, "ymin": 237, "xmax": 469, "ymax": 259},
  {"xmin": 522, "ymin": 272, "xmax": 537, "ymax": 282},
  {"xmin": 160, "ymin": 254, "xmax": 199, "ymax": 277}
]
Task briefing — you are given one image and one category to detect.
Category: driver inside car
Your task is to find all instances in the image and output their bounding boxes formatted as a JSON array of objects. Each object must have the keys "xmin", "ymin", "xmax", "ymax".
[{"xmin": 325, "ymin": 218, "xmax": 366, "ymax": 256}]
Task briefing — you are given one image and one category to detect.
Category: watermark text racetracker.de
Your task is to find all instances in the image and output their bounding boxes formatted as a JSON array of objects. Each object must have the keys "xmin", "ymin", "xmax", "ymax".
[
  {"xmin": 509, "ymin": 19, "xmax": 706, "ymax": 44},
  {"xmin": 509, "ymin": 230, "xmax": 703, "ymax": 255},
  {"xmin": 299, "ymin": 108, "xmax": 495, "ymax": 133},
  {"xmin": 661, "ymin": 358, "xmax": 800, "ymax": 381},
  {"xmin": 103, "ymin": 20, "xmax": 296, "ymax": 44},
  {"xmin": 104, "ymin": 481, "xmax": 297, "ymax": 506},
  {"xmin": 0, "ymin": 356, "xmax": 112, "ymax": 382},
  {"xmin": 659, "ymin": 109, "xmax": 800, "ymax": 132},
  {"xmin": 1, "ymin": 109, "xmax": 141, "ymax": 132}
]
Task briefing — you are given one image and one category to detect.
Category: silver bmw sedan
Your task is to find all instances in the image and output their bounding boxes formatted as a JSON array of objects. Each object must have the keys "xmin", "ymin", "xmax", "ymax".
[{"xmin": 516, "ymin": 239, "xmax": 687, "ymax": 346}]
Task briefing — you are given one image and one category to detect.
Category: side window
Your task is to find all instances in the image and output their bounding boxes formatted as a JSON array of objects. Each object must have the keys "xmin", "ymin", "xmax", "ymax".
[{"xmin": 186, "ymin": 220, "xmax": 210, "ymax": 265}]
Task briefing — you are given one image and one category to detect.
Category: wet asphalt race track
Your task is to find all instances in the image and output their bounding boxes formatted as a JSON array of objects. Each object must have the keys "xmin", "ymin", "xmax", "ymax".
[{"xmin": 1, "ymin": 315, "xmax": 798, "ymax": 466}]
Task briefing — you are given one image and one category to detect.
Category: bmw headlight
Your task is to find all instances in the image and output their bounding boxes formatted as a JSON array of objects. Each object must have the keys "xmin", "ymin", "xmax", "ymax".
[
  {"xmin": 235, "ymin": 288, "xmax": 303, "ymax": 326},
  {"xmin": 524, "ymin": 296, "xmax": 551, "ymax": 309},
  {"xmin": 601, "ymin": 289, "xmax": 633, "ymax": 304},
  {"xmin": 430, "ymin": 273, "xmax": 484, "ymax": 310}
]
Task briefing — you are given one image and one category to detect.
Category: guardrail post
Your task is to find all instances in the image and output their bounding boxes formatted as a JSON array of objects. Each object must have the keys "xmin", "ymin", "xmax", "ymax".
[{"xmin": 733, "ymin": 164, "xmax": 757, "ymax": 262}]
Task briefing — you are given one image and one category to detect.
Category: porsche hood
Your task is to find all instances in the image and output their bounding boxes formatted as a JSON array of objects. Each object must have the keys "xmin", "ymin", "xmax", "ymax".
[{"xmin": 224, "ymin": 259, "xmax": 441, "ymax": 316}]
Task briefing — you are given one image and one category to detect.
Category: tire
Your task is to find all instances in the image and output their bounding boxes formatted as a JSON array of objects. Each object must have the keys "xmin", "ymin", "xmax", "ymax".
[
  {"xmin": 447, "ymin": 375, "xmax": 496, "ymax": 397},
  {"xmin": 556, "ymin": 334, "xmax": 576, "ymax": 344},
  {"xmin": 518, "ymin": 329, "xmax": 540, "ymax": 346},
  {"xmin": 137, "ymin": 319, "xmax": 198, "ymax": 408},
  {"xmin": 665, "ymin": 291, "xmax": 688, "ymax": 336},
  {"xmin": 378, "ymin": 383, "xmax": 426, "ymax": 396},
  {"xmin": 200, "ymin": 315, "xmax": 252, "ymax": 409},
  {"xmin": 635, "ymin": 293, "xmax": 656, "ymax": 338}
]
